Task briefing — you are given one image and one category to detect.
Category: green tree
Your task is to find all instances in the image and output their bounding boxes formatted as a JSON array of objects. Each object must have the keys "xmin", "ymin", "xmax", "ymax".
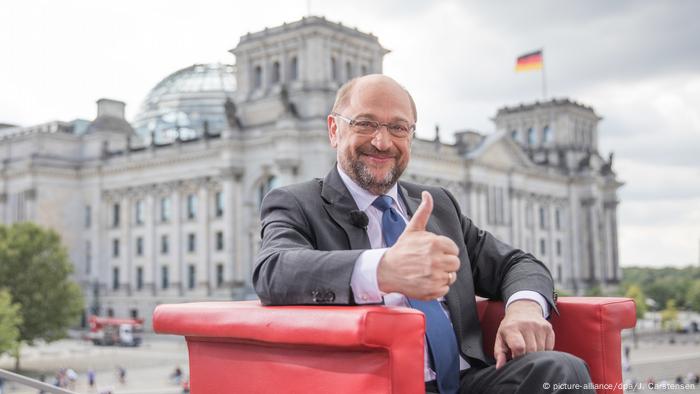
[
  {"xmin": 625, "ymin": 284, "xmax": 647, "ymax": 320},
  {"xmin": 0, "ymin": 288, "xmax": 22, "ymax": 356},
  {"xmin": 660, "ymin": 299, "xmax": 679, "ymax": 331},
  {"xmin": 0, "ymin": 222, "xmax": 84, "ymax": 370}
]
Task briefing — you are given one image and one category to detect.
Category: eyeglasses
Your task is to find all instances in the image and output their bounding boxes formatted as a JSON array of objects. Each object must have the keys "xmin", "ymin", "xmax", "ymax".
[{"xmin": 332, "ymin": 113, "xmax": 415, "ymax": 139}]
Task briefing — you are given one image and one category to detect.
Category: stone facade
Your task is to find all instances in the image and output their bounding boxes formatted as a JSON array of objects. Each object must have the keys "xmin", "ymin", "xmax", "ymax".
[{"xmin": 0, "ymin": 16, "xmax": 621, "ymax": 329}]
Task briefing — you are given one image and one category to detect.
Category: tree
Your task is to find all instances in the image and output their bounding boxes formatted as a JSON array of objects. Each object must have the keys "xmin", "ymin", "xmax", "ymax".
[
  {"xmin": 0, "ymin": 222, "xmax": 84, "ymax": 370},
  {"xmin": 0, "ymin": 288, "xmax": 22, "ymax": 356},
  {"xmin": 660, "ymin": 299, "xmax": 679, "ymax": 331},
  {"xmin": 625, "ymin": 284, "xmax": 647, "ymax": 320},
  {"xmin": 687, "ymin": 280, "xmax": 700, "ymax": 313}
]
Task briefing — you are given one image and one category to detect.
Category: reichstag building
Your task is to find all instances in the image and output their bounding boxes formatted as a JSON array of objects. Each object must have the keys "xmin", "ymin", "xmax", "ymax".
[{"xmin": 0, "ymin": 16, "xmax": 622, "ymax": 328}]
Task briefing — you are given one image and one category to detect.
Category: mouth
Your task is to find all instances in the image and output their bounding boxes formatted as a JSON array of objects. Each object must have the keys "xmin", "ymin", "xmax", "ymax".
[{"xmin": 361, "ymin": 153, "xmax": 395, "ymax": 164}]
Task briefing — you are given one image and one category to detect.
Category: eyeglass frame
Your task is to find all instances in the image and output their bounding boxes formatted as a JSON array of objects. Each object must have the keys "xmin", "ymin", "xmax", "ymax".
[{"xmin": 331, "ymin": 112, "xmax": 416, "ymax": 139}]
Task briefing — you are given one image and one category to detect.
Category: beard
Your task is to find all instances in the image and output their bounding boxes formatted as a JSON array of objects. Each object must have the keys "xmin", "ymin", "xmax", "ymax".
[{"xmin": 340, "ymin": 144, "xmax": 406, "ymax": 195}]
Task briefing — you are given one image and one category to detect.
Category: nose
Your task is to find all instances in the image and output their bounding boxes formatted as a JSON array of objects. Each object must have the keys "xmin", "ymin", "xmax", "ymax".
[{"xmin": 370, "ymin": 125, "xmax": 392, "ymax": 150}]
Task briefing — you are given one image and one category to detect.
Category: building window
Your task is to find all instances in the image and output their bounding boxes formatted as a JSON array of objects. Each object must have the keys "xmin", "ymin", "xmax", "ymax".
[
  {"xmin": 539, "ymin": 206, "xmax": 547, "ymax": 230},
  {"xmin": 361, "ymin": 65, "xmax": 367, "ymax": 75},
  {"xmin": 290, "ymin": 56, "xmax": 298, "ymax": 80},
  {"xmin": 556, "ymin": 239, "xmax": 562, "ymax": 257},
  {"xmin": 510, "ymin": 130, "xmax": 519, "ymax": 142},
  {"xmin": 187, "ymin": 194, "xmax": 197, "ymax": 220},
  {"xmin": 188, "ymin": 264, "xmax": 196, "ymax": 289},
  {"xmin": 112, "ymin": 203, "xmax": 120, "ymax": 227},
  {"xmin": 135, "ymin": 199, "xmax": 144, "ymax": 225},
  {"xmin": 254, "ymin": 65, "xmax": 262, "ymax": 89},
  {"xmin": 527, "ymin": 127, "xmax": 536, "ymax": 146},
  {"xmin": 161, "ymin": 235, "xmax": 169, "ymax": 255},
  {"xmin": 555, "ymin": 208, "xmax": 561, "ymax": 231},
  {"xmin": 543, "ymin": 125, "xmax": 552, "ymax": 143},
  {"xmin": 107, "ymin": 308, "xmax": 114, "ymax": 317},
  {"xmin": 187, "ymin": 233, "xmax": 196, "ymax": 253},
  {"xmin": 130, "ymin": 309, "xmax": 139, "ymax": 319},
  {"xmin": 112, "ymin": 239, "xmax": 120, "ymax": 258},
  {"xmin": 85, "ymin": 241, "xmax": 91, "ymax": 275},
  {"xmin": 539, "ymin": 238, "xmax": 546, "ymax": 256},
  {"xmin": 160, "ymin": 197, "xmax": 171, "ymax": 222},
  {"xmin": 85, "ymin": 205, "xmax": 91, "ymax": 228},
  {"xmin": 271, "ymin": 61, "xmax": 280, "ymax": 84},
  {"xmin": 257, "ymin": 176, "xmax": 278, "ymax": 209},
  {"xmin": 161, "ymin": 265, "xmax": 169, "ymax": 289},
  {"xmin": 136, "ymin": 266, "xmax": 144, "ymax": 291},
  {"xmin": 215, "ymin": 191, "xmax": 224, "ymax": 217},
  {"xmin": 216, "ymin": 264, "xmax": 224, "ymax": 288},
  {"xmin": 135, "ymin": 236, "xmax": 144, "ymax": 256},
  {"xmin": 331, "ymin": 57, "xmax": 338, "ymax": 81},
  {"xmin": 112, "ymin": 267, "xmax": 120, "ymax": 290},
  {"xmin": 216, "ymin": 231, "xmax": 224, "ymax": 251},
  {"xmin": 345, "ymin": 61, "xmax": 353, "ymax": 80}
]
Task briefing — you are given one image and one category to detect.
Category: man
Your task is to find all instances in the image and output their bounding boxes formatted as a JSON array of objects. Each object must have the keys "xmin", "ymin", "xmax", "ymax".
[{"xmin": 253, "ymin": 74, "xmax": 592, "ymax": 393}]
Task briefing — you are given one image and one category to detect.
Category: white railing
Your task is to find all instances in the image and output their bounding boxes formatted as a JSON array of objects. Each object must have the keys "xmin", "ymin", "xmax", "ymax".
[{"xmin": 0, "ymin": 368, "xmax": 77, "ymax": 394}]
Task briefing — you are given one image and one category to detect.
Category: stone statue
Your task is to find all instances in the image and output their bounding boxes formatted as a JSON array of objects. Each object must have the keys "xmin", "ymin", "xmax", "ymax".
[
  {"xmin": 224, "ymin": 97, "xmax": 242, "ymax": 129},
  {"xmin": 280, "ymin": 84, "xmax": 299, "ymax": 118}
]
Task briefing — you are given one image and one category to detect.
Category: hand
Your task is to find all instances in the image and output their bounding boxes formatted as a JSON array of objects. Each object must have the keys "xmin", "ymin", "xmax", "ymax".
[
  {"xmin": 377, "ymin": 191, "xmax": 460, "ymax": 300},
  {"xmin": 494, "ymin": 300, "xmax": 555, "ymax": 369}
]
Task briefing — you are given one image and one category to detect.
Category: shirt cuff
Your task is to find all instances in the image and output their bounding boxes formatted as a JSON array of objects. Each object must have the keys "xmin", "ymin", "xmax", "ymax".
[
  {"xmin": 505, "ymin": 290, "xmax": 550, "ymax": 318},
  {"xmin": 350, "ymin": 248, "xmax": 388, "ymax": 304}
]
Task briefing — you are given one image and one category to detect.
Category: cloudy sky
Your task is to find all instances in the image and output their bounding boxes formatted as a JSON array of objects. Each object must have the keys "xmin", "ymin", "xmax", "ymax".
[{"xmin": 1, "ymin": 0, "xmax": 699, "ymax": 267}]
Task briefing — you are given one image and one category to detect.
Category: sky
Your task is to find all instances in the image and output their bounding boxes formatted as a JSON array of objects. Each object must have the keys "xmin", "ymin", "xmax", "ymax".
[{"xmin": 1, "ymin": 0, "xmax": 699, "ymax": 267}]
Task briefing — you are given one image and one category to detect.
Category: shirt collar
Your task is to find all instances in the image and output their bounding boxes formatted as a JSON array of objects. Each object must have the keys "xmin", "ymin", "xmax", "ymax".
[{"xmin": 336, "ymin": 164, "xmax": 400, "ymax": 212}]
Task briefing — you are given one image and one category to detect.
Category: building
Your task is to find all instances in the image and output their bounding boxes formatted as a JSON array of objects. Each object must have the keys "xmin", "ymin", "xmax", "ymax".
[{"xmin": 0, "ymin": 16, "xmax": 622, "ymax": 328}]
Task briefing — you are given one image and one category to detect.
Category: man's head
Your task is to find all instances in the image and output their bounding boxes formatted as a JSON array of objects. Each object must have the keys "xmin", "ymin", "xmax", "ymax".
[{"xmin": 327, "ymin": 74, "xmax": 417, "ymax": 195}]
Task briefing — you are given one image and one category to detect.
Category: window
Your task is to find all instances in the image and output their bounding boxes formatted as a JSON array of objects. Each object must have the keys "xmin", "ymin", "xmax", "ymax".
[
  {"xmin": 345, "ymin": 61, "xmax": 353, "ymax": 80},
  {"xmin": 161, "ymin": 235, "xmax": 169, "ymax": 255},
  {"xmin": 511, "ymin": 130, "xmax": 518, "ymax": 142},
  {"xmin": 135, "ymin": 237, "xmax": 144, "ymax": 256},
  {"xmin": 540, "ymin": 239, "xmax": 546, "ymax": 256},
  {"xmin": 556, "ymin": 239, "xmax": 562, "ymax": 257},
  {"xmin": 361, "ymin": 65, "xmax": 367, "ymax": 75},
  {"xmin": 160, "ymin": 197, "xmax": 171, "ymax": 222},
  {"xmin": 257, "ymin": 176, "xmax": 278, "ymax": 209},
  {"xmin": 112, "ymin": 203, "xmax": 120, "ymax": 227},
  {"xmin": 216, "ymin": 231, "xmax": 224, "ymax": 251},
  {"xmin": 107, "ymin": 308, "xmax": 114, "ymax": 317},
  {"xmin": 161, "ymin": 265, "xmax": 169, "ymax": 289},
  {"xmin": 112, "ymin": 267, "xmax": 120, "ymax": 290},
  {"xmin": 215, "ymin": 191, "xmax": 224, "ymax": 217},
  {"xmin": 112, "ymin": 239, "xmax": 120, "ymax": 258},
  {"xmin": 527, "ymin": 127, "xmax": 536, "ymax": 146},
  {"xmin": 254, "ymin": 65, "xmax": 262, "ymax": 89},
  {"xmin": 130, "ymin": 309, "xmax": 139, "ymax": 319},
  {"xmin": 136, "ymin": 266, "xmax": 144, "ymax": 291},
  {"xmin": 539, "ymin": 206, "xmax": 547, "ymax": 230},
  {"xmin": 187, "ymin": 194, "xmax": 197, "ymax": 220},
  {"xmin": 216, "ymin": 264, "xmax": 224, "ymax": 288},
  {"xmin": 289, "ymin": 57, "xmax": 298, "ymax": 80},
  {"xmin": 543, "ymin": 125, "xmax": 552, "ymax": 143},
  {"xmin": 85, "ymin": 241, "xmax": 91, "ymax": 275},
  {"xmin": 271, "ymin": 61, "xmax": 280, "ymax": 84},
  {"xmin": 187, "ymin": 233, "xmax": 196, "ymax": 253},
  {"xmin": 188, "ymin": 264, "xmax": 196, "ymax": 289},
  {"xmin": 135, "ymin": 199, "xmax": 144, "ymax": 225},
  {"xmin": 555, "ymin": 209, "xmax": 561, "ymax": 231},
  {"xmin": 85, "ymin": 205, "xmax": 91, "ymax": 228},
  {"xmin": 331, "ymin": 57, "xmax": 338, "ymax": 81}
]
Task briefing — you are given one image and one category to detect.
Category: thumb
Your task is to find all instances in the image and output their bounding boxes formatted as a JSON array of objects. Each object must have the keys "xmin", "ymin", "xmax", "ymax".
[{"xmin": 405, "ymin": 191, "xmax": 433, "ymax": 232}]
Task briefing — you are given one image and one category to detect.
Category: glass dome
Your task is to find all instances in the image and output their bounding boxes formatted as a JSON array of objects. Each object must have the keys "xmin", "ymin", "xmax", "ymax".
[{"xmin": 132, "ymin": 63, "xmax": 236, "ymax": 144}]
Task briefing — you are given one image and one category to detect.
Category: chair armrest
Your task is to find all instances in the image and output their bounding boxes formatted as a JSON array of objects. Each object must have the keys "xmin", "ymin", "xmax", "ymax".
[
  {"xmin": 154, "ymin": 301, "xmax": 427, "ymax": 394},
  {"xmin": 477, "ymin": 297, "xmax": 636, "ymax": 394}
]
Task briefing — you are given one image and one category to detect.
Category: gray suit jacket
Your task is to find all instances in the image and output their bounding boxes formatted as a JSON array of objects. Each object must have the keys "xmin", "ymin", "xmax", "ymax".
[{"xmin": 253, "ymin": 167, "xmax": 557, "ymax": 366}]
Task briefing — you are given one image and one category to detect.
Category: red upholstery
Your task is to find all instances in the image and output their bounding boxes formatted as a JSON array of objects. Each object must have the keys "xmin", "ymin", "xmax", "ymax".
[{"xmin": 154, "ymin": 297, "xmax": 635, "ymax": 394}]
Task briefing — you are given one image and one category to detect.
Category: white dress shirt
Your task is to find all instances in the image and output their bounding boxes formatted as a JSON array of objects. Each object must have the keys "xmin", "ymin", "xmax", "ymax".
[{"xmin": 338, "ymin": 165, "xmax": 549, "ymax": 381}]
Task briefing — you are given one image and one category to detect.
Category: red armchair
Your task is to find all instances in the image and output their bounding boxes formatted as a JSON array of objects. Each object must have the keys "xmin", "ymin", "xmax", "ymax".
[{"xmin": 153, "ymin": 297, "xmax": 635, "ymax": 394}]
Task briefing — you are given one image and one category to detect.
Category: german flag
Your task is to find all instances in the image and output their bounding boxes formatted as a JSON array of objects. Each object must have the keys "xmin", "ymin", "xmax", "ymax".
[{"xmin": 515, "ymin": 50, "xmax": 543, "ymax": 72}]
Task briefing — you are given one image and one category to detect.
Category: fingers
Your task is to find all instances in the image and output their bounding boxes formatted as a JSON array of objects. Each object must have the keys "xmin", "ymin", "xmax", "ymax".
[
  {"xmin": 494, "ymin": 335, "xmax": 509, "ymax": 369},
  {"xmin": 405, "ymin": 191, "xmax": 433, "ymax": 232},
  {"xmin": 545, "ymin": 328, "xmax": 555, "ymax": 351}
]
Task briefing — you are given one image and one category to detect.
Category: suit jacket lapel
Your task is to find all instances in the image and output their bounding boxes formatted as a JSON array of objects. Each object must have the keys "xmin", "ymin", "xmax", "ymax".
[
  {"xmin": 321, "ymin": 167, "xmax": 371, "ymax": 250},
  {"xmin": 398, "ymin": 182, "xmax": 466, "ymax": 342}
]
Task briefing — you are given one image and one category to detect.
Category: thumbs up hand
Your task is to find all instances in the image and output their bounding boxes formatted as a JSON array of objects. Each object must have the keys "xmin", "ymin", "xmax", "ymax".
[{"xmin": 377, "ymin": 191, "xmax": 461, "ymax": 300}]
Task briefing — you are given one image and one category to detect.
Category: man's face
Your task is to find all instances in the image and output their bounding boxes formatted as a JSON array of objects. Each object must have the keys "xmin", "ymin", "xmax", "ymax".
[{"xmin": 328, "ymin": 77, "xmax": 414, "ymax": 195}]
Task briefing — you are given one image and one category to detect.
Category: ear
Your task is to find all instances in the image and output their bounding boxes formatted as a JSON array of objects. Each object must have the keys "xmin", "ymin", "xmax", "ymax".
[{"xmin": 327, "ymin": 115, "xmax": 339, "ymax": 148}]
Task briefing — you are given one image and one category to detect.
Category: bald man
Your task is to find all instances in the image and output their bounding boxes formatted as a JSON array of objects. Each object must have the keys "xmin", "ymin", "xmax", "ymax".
[{"xmin": 254, "ymin": 74, "xmax": 592, "ymax": 393}]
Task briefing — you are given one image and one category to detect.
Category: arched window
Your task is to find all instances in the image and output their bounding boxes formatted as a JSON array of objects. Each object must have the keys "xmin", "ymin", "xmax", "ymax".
[
  {"xmin": 527, "ymin": 127, "xmax": 536, "ymax": 146},
  {"xmin": 543, "ymin": 125, "xmax": 552, "ymax": 143},
  {"xmin": 272, "ymin": 61, "xmax": 280, "ymax": 84},
  {"xmin": 254, "ymin": 65, "xmax": 262, "ymax": 89},
  {"xmin": 290, "ymin": 57, "xmax": 298, "ymax": 81}
]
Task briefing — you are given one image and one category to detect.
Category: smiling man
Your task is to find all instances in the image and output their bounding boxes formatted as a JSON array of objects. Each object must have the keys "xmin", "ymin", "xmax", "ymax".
[{"xmin": 253, "ymin": 74, "xmax": 593, "ymax": 393}]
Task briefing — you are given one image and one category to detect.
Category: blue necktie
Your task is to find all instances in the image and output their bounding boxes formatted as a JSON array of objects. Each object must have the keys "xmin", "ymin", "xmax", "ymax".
[{"xmin": 371, "ymin": 195, "xmax": 460, "ymax": 394}]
